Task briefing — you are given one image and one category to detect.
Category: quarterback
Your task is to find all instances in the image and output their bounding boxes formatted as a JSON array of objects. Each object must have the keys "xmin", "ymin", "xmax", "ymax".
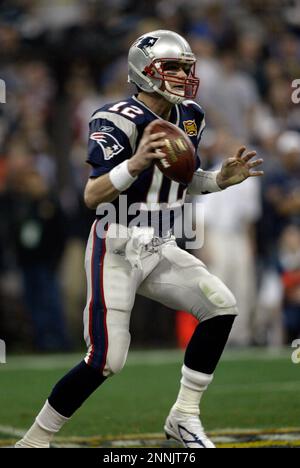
[{"xmin": 16, "ymin": 30, "xmax": 263, "ymax": 448}]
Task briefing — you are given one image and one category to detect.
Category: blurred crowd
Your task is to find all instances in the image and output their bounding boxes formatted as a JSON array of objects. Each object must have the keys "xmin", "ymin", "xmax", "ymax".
[{"xmin": 0, "ymin": 0, "xmax": 300, "ymax": 351}]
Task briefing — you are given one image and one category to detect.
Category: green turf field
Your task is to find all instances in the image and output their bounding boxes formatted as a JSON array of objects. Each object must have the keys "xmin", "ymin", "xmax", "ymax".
[{"xmin": 0, "ymin": 348, "xmax": 299, "ymax": 447}]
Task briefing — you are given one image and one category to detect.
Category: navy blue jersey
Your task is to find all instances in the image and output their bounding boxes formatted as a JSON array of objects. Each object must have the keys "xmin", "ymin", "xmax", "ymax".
[{"xmin": 87, "ymin": 95, "xmax": 205, "ymax": 232}]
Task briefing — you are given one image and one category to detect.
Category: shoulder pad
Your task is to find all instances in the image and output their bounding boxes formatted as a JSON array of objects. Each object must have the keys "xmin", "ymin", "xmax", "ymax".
[{"xmin": 182, "ymin": 100, "xmax": 205, "ymax": 116}]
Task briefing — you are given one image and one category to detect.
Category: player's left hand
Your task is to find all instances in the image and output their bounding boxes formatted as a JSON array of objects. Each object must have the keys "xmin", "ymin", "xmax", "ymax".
[{"xmin": 216, "ymin": 146, "xmax": 264, "ymax": 190}]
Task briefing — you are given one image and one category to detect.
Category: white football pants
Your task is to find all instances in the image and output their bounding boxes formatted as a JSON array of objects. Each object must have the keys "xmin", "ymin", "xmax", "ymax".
[{"xmin": 83, "ymin": 222, "xmax": 238, "ymax": 376}]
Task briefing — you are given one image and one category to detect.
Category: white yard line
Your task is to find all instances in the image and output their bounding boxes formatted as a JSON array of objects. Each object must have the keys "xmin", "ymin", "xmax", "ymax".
[
  {"xmin": 210, "ymin": 380, "xmax": 300, "ymax": 394},
  {"xmin": 0, "ymin": 425, "xmax": 25, "ymax": 437},
  {"xmin": 1, "ymin": 424, "xmax": 300, "ymax": 444},
  {"xmin": 0, "ymin": 348, "xmax": 292, "ymax": 371}
]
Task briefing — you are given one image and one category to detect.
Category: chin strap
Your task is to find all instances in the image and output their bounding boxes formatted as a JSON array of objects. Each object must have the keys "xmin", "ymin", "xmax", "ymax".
[{"xmin": 153, "ymin": 83, "xmax": 185, "ymax": 105}]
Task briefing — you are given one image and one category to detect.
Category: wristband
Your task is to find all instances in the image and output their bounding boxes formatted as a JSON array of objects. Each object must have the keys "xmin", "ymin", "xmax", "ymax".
[
  {"xmin": 109, "ymin": 160, "xmax": 137, "ymax": 192},
  {"xmin": 188, "ymin": 169, "xmax": 222, "ymax": 195}
]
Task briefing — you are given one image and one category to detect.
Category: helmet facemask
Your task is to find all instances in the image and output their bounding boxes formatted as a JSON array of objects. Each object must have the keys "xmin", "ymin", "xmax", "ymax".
[{"xmin": 143, "ymin": 58, "xmax": 199, "ymax": 103}]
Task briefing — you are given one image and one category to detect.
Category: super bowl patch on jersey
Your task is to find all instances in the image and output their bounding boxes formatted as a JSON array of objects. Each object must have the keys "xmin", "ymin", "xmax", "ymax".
[
  {"xmin": 183, "ymin": 120, "xmax": 197, "ymax": 136},
  {"xmin": 90, "ymin": 132, "xmax": 124, "ymax": 160}
]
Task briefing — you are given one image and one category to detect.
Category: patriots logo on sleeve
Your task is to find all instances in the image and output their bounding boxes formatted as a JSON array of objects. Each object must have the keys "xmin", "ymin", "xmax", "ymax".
[
  {"xmin": 135, "ymin": 36, "xmax": 159, "ymax": 56},
  {"xmin": 90, "ymin": 132, "xmax": 124, "ymax": 160}
]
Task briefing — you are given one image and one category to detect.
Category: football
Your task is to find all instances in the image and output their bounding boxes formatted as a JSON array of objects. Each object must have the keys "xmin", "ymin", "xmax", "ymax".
[{"xmin": 150, "ymin": 119, "xmax": 195, "ymax": 185}]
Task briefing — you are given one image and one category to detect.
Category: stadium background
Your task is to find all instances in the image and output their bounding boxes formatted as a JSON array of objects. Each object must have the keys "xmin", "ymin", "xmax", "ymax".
[{"xmin": 0, "ymin": 0, "xmax": 300, "ymax": 448}]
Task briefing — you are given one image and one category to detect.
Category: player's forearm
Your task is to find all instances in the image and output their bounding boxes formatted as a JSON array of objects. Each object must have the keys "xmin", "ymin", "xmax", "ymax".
[
  {"xmin": 187, "ymin": 169, "xmax": 222, "ymax": 195},
  {"xmin": 84, "ymin": 160, "xmax": 138, "ymax": 209},
  {"xmin": 84, "ymin": 174, "xmax": 120, "ymax": 208}
]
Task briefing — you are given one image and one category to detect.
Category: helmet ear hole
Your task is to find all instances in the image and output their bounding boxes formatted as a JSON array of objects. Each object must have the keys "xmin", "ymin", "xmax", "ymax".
[{"xmin": 143, "ymin": 66, "xmax": 155, "ymax": 77}]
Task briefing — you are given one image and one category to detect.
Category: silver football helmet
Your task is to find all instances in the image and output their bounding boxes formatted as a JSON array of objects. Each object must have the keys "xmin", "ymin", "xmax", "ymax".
[{"xmin": 128, "ymin": 30, "xmax": 199, "ymax": 104}]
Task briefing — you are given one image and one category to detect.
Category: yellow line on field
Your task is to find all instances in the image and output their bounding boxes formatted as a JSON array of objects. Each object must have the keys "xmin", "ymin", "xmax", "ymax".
[
  {"xmin": 209, "ymin": 427, "xmax": 300, "ymax": 436},
  {"xmin": 2, "ymin": 426, "xmax": 300, "ymax": 449},
  {"xmin": 51, "ymin": 427, "xmax": 300, "ymax": 442},
  {"xmin": 217, "ymin": 440, "xmax": 300, "ymax": 448},
  {"xmin": 2, "ymin": 439, "xmax": 300, "ymax": 449}
]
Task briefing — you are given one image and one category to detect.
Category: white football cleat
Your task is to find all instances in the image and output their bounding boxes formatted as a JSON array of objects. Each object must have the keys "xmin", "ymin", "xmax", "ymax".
[{"xmin": 164, "ymin": 409, "xmax": 215, "ymax": 448}]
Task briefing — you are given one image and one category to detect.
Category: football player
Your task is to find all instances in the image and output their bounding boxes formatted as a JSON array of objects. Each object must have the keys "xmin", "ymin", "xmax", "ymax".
[{"xmin": 16, "ymin": 30, "xmax": 263, "ymax": 448}]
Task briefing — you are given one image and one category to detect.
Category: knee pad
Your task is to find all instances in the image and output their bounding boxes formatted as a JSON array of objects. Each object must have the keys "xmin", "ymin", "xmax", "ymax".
[
  {"xmin": 103, "ymin": 328, "xmax": 131, "ymax": 377},
  {"xmin": 198, "ymin": 274, "xmax": 238, "ymax": 316},
  {"xmin": 85, "ymin": 327, "xmax": 131, "ymax": 376}
]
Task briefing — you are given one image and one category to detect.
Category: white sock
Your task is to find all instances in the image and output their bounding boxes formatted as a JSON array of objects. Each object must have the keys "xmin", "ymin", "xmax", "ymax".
[
  {"xmin": 16, "ymin": 400, "xmax": 69, "ymax": 448},
  {"xmin": 36, "ymin": 400, "xmax": 69, "ymax": 433},
  {"xmin": 172, "ymin": 365, "xmax": 213, "ymax": 416},
  {"xmin": 16, "ymin": 421, "xmax": 54, "ymax": 448}
]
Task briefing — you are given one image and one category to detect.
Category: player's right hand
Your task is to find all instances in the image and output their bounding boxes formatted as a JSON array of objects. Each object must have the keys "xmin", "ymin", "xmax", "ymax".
[{"xmin": 128, "ymin": 121, "xmax": 167, "ymax": 176}]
